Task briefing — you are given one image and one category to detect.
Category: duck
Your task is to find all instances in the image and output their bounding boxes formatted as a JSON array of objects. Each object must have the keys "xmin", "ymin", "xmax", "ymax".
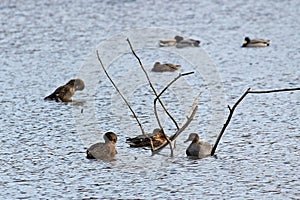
[
  {"xmin": 175, "ymin": 35, "xmax": 200, "ymax": 48},
  {"xmin": 159, "ymin": 38, "xmax": 177, "ymax": 47},
  {"xmin": 241, "ymin": 37, "xmax": 270, "ymax": 47},
  {"xmin": 126, "ymin": 128, "xmax": 169, "ymax": 148},
  {"xmin": 185, "ymin": 133, "xmax": 212, "ymax": 159},
  {"xmin": 86, "ymin": 132, "xmax": 118, "ymax": 160},
  {"xmin": 151, "ymin": 62, "xmax": 181, "ymax": 72},
  {"xmin": 44, "ymin": 78, "xmax": 85, "ymax": 102}
]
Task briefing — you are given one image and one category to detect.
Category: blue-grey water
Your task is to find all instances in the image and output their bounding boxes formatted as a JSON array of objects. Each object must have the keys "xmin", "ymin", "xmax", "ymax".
[{"xmin": 0, "ymin": 0, "xmax": 299, "ymax": 199}]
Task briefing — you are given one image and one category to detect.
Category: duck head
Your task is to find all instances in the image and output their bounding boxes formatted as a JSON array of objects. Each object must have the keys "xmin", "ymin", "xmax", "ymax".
[
  {"xmin": 104, "ymin": 132, "xmax": 118, "ymax": 144},
  {"xmin": 174, "ymin": 35, "xmax": 184, "ymax": 42},
  {"xmin": 242, "ymin": 37, "xmax": 251, "ymax": 47},
  {"xmin": 66, "ymin": 79, "xmax": 85, "ymax": 91},
  {"xmin": 184, "ymin": 133, "xmax": 199, "ymax": 143}
]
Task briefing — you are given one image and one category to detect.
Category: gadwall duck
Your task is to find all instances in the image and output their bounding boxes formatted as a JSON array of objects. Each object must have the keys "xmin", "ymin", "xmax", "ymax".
[
  {"xmin": 44, "ymin": 78, "xmax": 85, "ymax": 102},
  {"xmin": 185, "ymin": 133, "xmax": 212, "ymax": 159},
  {"xmin": 126, "ymin": 128, "xmax": 168, "ymax": 148},
  {"xmin": 86, "ymin": 132, "xmax": 118, "ymax": 160},
  {"xmin": 175, "ymin": 35, "xmax": 200, "ymax": 48},
  {"xmin": 151, "ymin": 62, "xmax": 181, "ymax": 72},
  {"xmin": 241, "ymin": 37, "xmax": 270, "ymax": 47}
]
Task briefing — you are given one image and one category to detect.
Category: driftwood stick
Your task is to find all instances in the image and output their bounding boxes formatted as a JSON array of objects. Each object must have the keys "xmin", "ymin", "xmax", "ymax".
[
  {"xmin": 154, "ymin": 72, "xmax": 194, "ymax": 130},
  {"xmin": 211, "ymin": 86, "xmax": 300, "ymax": 156},
  {"xmin": 96, "ymin": 50, "xmax": 148, "ymax": 138},
  {"xmin": 126, "ymin": 38, "xmax": 174, "ymax": 156}
]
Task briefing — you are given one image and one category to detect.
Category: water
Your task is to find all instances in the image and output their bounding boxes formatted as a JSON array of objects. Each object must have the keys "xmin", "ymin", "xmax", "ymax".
[{"xmin": 0, "ymin": 0, "xmax": 299, "ymax": 199}]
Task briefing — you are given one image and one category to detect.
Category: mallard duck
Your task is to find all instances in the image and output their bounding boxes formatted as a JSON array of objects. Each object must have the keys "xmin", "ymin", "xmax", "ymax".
[
  {"xmin": 44, "ymin": 78, "xmax": 85, "ymax": 102},
  {"xmin": 151, "ymin": 62, "xmax": 181, "ymax": 72},
  {"xmin": 241, "ymin": 37, "xmax": 270, "ymax": 47},
  {"xmin": 86, "ymin": 132, "xmax": 118, "ymax": 160},
  {"xmin": 185, "ymin": 133, "xmax": 212, "ymax": 159},
  {"xmin": 126, "ymin": 128, "xmax": 168, "ymax": 148},
  {"xmin": 175, "ymin": 35, "xmax": 200, "ymax": 48}
]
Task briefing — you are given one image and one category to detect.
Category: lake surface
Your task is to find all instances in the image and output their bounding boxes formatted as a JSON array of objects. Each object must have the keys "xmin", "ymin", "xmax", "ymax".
[{"xmin": 0, "ymin": 0, "xmax": 299, "ymax": 199}]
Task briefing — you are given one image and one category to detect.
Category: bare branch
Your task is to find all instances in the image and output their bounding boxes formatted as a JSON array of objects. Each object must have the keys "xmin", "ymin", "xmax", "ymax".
[
  {"xmin": 152, "ymin": 93, "xmax": 200, "ymax": 154},
  {"xmin": 211, "ymin": 88, "xmax": 250, "ymax": 156},
  {"xmin": 126, "ymin": 38, "xmax": 174, "ymax": 155},
  {"xmin": 211, "ymin": 86, "xmax": 300, "ymax": 156},
  {"xmin": 248, "ymin": 87, "xmax": 300, "ymax": 94},
  {"xmin": 96, "ymin": 50, "xmax": 147, "ymax": 137},
  {"xmin": 154, "ymin": 72, "xmax": 195, "ymax": 130}
]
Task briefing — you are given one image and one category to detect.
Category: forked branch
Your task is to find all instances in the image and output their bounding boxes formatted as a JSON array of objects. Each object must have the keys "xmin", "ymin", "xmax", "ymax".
[
  {"xmin": 211, "ymin": 86, "xmax": 300, "ymax": 156},
  {"xmin": 126, "ymin": 38, "xmax": 175, "ymax": 155},
  {"xmin": 152, "ymin": 93, "xmax": 200, "ymax": 154},
  {"xmin": 154, "ymin": 72, "xmax": 194, "ymax": 130},
  {"xmin": 96, "ymin": 50, "xmax": 152, "ymax": 147}
]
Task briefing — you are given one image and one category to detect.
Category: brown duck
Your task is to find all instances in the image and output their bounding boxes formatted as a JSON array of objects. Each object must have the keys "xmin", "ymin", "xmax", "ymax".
[
  {"xmin": 86, "ymin": 132, "xmax": 118, "ymax": 161},
  {"xmin": 44, "ymin": 78, "xmax": 84, "ymax": 102},
  {"xmin": 151, "ymin": 62, "xmax": 181, "ymax": 72},
  {"xmin": 126, "ymin": 128, "xmax": 170, "ymax": 148}
]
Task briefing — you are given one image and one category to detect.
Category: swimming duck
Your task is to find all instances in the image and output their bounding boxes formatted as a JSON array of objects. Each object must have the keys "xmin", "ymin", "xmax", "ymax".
[
  {"xmin": 86, "ymin": 132, "xmax": 118, "ymax": 160},
  {"xmin": 151, "ymin": 62, "xmax": 181, "ymax": 72},
  {"xmin": 44, "ymin": 78, "xmax": 85, "ymax": 102},
  {"xmin": 126, "ymin": 128, "xmax": 168, "ymax": 148},
  {"xmin": 241, "ymin": 37, "xmax": 270, "ymax": 47},
  {"xmin": 159, "ymin": 38, "xmax": 177, "ymax": 47},
  {"xmin": 185, "ymin": 133, "xmax": 212, "ymax": 159},
  {"xmin": 175, "ymin": 35, "xmax": 200, "ymax": 48}
]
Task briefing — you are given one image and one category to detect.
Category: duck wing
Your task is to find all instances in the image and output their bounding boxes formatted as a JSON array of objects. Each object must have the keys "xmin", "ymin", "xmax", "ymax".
[
  {"xmin": 250, "ymin": 39, "xmax": 270, "ymax": 44},
  {"xmin": 198, "ymin": 142, "xmax": 213, "ymax": 158},
  {"xmin": 186, "ymin": 142, "xmax": 201, "ymax": 157}
]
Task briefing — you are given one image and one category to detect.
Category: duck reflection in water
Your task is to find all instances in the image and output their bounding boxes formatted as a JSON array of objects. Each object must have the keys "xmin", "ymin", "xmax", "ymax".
[
  {"xmin": 185, "ymin": 133, "xmax": 212, "ymax": 159},
  {"xmin": 44, "ymin": 78, "xmax": 85, "ymax": 102},
  {"xmin": 86, "ymin": 132, "xmax": 118, "ymax": 161}
]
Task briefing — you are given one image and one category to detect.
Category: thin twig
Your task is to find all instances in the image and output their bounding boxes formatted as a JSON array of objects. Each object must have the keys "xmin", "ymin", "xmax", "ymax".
[
  {"xmin": 248, "ymin": 87, "xmax": 300, "ymax": 94},
  {"xmin": 96, "ymin": 50, "xmax": 147, "ymax": 137},
  {"xmin": 126, "ymin": 38, "xmax": 174, "ymax": 156},
  {"xmin": 154, "ymin": 72, "xmax": 194, "ymax": 130}
]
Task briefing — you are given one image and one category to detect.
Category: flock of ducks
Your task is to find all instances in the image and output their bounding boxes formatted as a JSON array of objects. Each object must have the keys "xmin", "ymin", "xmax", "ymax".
[{"xmin": 45, "ymin": 35, "xmax": 270, "ymax": 161}]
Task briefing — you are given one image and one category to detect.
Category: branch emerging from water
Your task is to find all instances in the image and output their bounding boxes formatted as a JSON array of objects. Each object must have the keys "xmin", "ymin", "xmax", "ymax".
[
  {"xmin": 126, "ymin": 38, "xmax": 174, "ymax": 155},
  {"xmin": 96, "ymin": 50, "xmax": 150, "ymax": 145},
  {"xmin": 154, "ymin": 72, "xmax": 194, "ymax": 130},
  {"xmin": 152, "ymin": 93, "xmax": 200, "ymax": 155},
  {"xmin": 211, "ymin": 86, "xmax": 300, "ymax": 156}
]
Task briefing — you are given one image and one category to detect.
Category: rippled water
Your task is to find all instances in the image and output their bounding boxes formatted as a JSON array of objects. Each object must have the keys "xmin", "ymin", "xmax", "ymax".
[{"xmin": 1, "ymin": 0, "xmax": 299, "ymax": 199}]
